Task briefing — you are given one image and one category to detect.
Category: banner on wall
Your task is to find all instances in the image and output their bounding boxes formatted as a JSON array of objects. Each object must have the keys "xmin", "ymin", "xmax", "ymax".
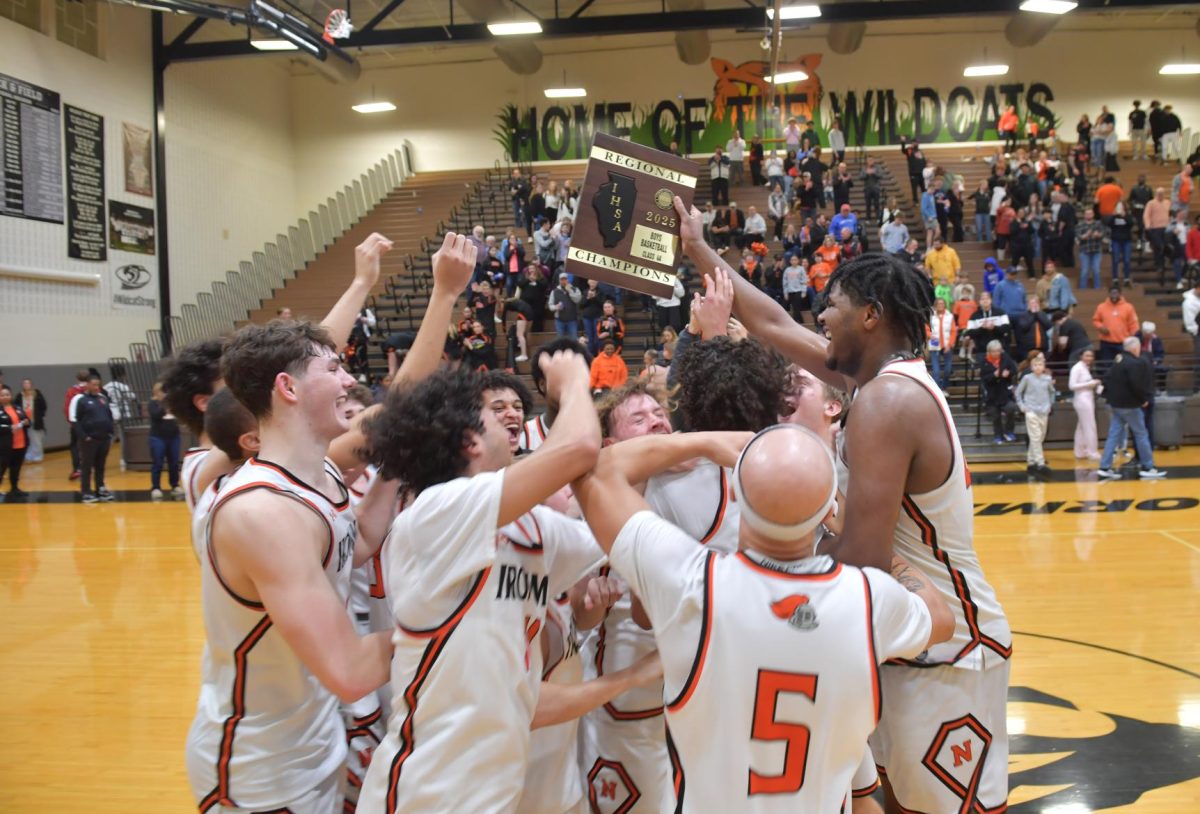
[
  {"xmin": 0, "ymin": 72, "xmax": 64, "ymax": 223},
  {"xmin": 108, "ymin": 199, "xmax": 156, "ymax": 255},
  {"xmin": 122, "ymin": 122, "xmax": 153, "ymax": 197},
  {"xmin": 65, "ymin": 104, "xmax": 107, "ymax": 261},
  {"xmin": 109, "ymin": 253, "xmax": 157, "ymax": 312},
  {"xmin": 497, "ymin": 55, "xmax": 1056, "ymax": 161}
]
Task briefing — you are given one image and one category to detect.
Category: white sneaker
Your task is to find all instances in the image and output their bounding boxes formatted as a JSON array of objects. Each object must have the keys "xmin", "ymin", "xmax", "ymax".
[
  {"xmin": 1096, "ymin": 468, "xmax": 1121, "ymax": 479},
  {"xmin": 1139, "ymin": 468, "xmax": 1167, "ymax": 479},
  {"xmin": 1177, "ymin": 281, "xmax": 1185, "ymax": 289},
  {"xmin": 515, "ymin": 354, "xmax": 529, "ymax": 362},
  {"xmin": 172, "ymin": 485, "xmax": 185, "ymax": 497},
  {"xmin": 150, "ymin": 488, "xmax": 164, "ymax": 500}
]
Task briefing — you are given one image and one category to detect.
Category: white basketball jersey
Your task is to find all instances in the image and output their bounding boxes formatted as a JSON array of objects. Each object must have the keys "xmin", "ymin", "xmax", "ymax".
[
  {"xmin": 518, "ymin": 594, "xmax": 586, "ymax": 814},
  {"xmin": 182, "ymin": 447, "xmax": 212, "ymax": 513},
  {"xmin": 358, "ymin": 471, "xmax": 603, "ymax": 814},
  {"xmin": 190, "ymin": 471, "xmax": 231, "ymax": 562},
  {"xmin": 608, "ymin": 511, "xmax": 933, "ymax": 814},
  {"xmin": 838, "ymin": 357, "xmax": 1011, "ymax": 670},
  {"xmin": 187, "ymin": 457, "xmax": 358, "ymax": 812},
  {"xmin": 348, "ymin": 466, "xmax": 386, "ymax": 631},
  {"xmin": 520, "ymin": 414, "xmax": 550, "ymax": 453}
]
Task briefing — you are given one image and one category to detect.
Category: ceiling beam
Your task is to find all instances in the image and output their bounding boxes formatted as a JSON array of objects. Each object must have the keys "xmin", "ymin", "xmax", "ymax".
[
  {"xmin": 166, "ymin": 0, "xmax": 1175, "ymax": 61},
  {"xmin": 359, "ymin": 0, "xmax": 408, "ymax": 32},
  {"xmin": 168, "ymin": 17, "xmax": 208, "ymax": 49}
]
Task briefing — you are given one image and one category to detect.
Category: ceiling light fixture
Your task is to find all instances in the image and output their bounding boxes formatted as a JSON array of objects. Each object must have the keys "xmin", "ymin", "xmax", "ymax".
[
  {"xmin": 963, "ymin": 64, "xmax": 1010, "ymax": 77},
  {"xmin": 766, "ymin": 4, "xmax": 821, "ymax": 20},
  {"xmin": 352, "ymin": 101, "xmax": 397, "ymax": 113},
  {"xmin": 765, "ymin": 70, "xmax": 808, "ymax": 84},
  {"xmin": 545, "ymin": 87, "xmax": 586, "ymax": 98},
  {"xmin": 250, "ymin": 38, "xmax": 299, "ymax": 50},
  {"xmin": 1159, "ymin": 62, "xmax": 1200, "ymax": 75},
  {"xmin": 487, "ymin": 20, "xmax": 543, "ymax": 35},
  {"xmin": 1018, "ymin": 0, "xmax": 1076, "ymax": 14}
]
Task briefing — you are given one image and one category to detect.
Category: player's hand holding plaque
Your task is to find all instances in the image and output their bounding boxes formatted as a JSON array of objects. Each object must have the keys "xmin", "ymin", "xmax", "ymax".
[{"xmin": 566, "ymin": 132, "xmax": 698, "ymax": 299}]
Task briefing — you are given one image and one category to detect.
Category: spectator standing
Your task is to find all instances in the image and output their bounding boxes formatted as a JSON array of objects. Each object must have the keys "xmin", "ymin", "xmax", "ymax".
[
  {"xmin": 1144, "ymin": 188, "xmax": 1171, "ymax": 279},
  {"xmin": 147, "ymin": 381, "xmax": 181, "ymax": 499},
  {"xmin": 993, "ymin": 266, "xmax": 1028, "ymax": 315},
  {"xmin": 966, "ymin": 292, "xmax": 1011, "ymax": 360},
  {"xmin": 1104, "ymin": 203, "xmax": 1135, "ymax": 288},
  {"xmin": 708, "ymin": 147, "xmax": 731, "ymax": 205},
  {"xmin": 980, "ymin": 340, "xmax": 1020, "ymax": 443},
  {"xmin": 1183, "ymin": 279, "xmax": 1200, "ymax": 392},
  {"xmin": 1076, "ymin": 113, "xmax": 1091, "ymax": 146},
  {"xmin": 1097, "ymin": 337, "xmax": 1165, "ymax": 479},
  {"xmin": 972, "ymin": 180, "xmax": 993, "ymax": 243},
  {"xmin": 827, "ymin": 119, "xmax": 846, "ymax": 162},
  {"xmin": 1092, "ymin": 105, "xmax": 1115, "ymax": 171},
  {"xmin": 828, "ymin": 204, "xmax": 859, "ymax": 245},
  {"xmin": 1053, "ymin": 191, "xmax": 1077, "ymax": 267},
  {"xmin": 589, "ymin": 340, "xmax": 628, "ymax": 393},
  {"xmin": 1046, "ymin": 263, "xmax": 1078, "ymax": 312},
  {"xmin": 994, "ymin": 197, "xmax": 1016, "ymax": 261},
  {"xmin": 1013, "ymin": 296, "xmax": 1053, "ymax": 360},
  {"xmin": 981, "ymin": 257, "xmax": 1004, "ymax": 295},
  {"xmin": 725, "ymin": 131, "xmax": 746, "ymax": 186},
  {"xmin": 1052, "ymin": 309, "xmax": 1094, "ymax": 368},
  {"xmin": 1188, "ymin": 213, "xmax": 1200, "ymax": 279},
  {"xmin": 999, "ymin": 106, "xmax": 1020, "ymax": 153},
  {"xmin": 767, "ymin": 184, "xmax": 787, "ymax": 241},
  {"xmin": 927, "ymin": 298, "xmax": 957, "ymax": 391},
  {"xmin": 70, "ymin": 375, "xmax": 114, "ymax": 502},
  {"xmin": 548, "ymin": 272, "xmax": 582, "ymax": 339},
  {"xmin": 528, "ymin": 181, "xmax": 546, "ymax": 233},
  {"xmin": 17, "ymin": 379, "xmax": 45, "ymax": 463},
  {"xmin": 1161, "ymin": 105, "xmax": 1183, "ymax": 162},
  {"xmin": 880, "ymin": 213, "xmax": 909, "ymax": 255},
  {"xmin": 0, "ymin": 385, "xmax": 31, "ymax": 497},
  {"xmin": 543, "ymin": 180, "xmax": 560, "ymax": 224},
  {"xmin": 905, "ymin": 144, "xmax": 927, "ymax": 202},
  {"xmin": 1095, "ymin": 176, "xmax": 1124, "ymax": 218},
  {"xmin": 1128, "ymin": 175, "xmax": 1153, "ymax": 252},
  {"xmin": 579, "ymin": 279, "xmax": 608, "ymax": 356},
  {"xmin": 1069, "ymin": 349, "xmax": 1102, "ymax": 460},
  {"xmin": 63, "ymin": 369, "xmax": 88, "ymax": 480},
  {"xmin": 831, "ymin": 163, "xmax": 854, "ymax": 210},
  {"xmin": 782, "ymin": 255, "xmax": 809, "ymax": 324},
  {"xmin": 653, "ymin": 270, "xmax": 686, "ymax": 334},
  {"xmin": 920, "ymin": 184, "xmax": 939, "ymax": 247},
  {"xmin": 509, "ymin": 168, "xmax": 530, "ymax": 228},
  {"xmin": 748, "ymin": 135, "xmax": 765, "ymax": 186},
  {"xmin": 1148, "ymin": 100, "xmax": 1166, "ymax": 161},
  {"xmin": 1171, "ymin": 164, "xmax": 1193, "ymax": 216},
  {"xmin": 595, "ymin": 300, "xmax": 625, "ymax": 352},
  {"xmin": 764, "ymin": 151, "xmax": 785, "ymax": 197},
  {"xmin": 1140, "ymin": 320, "xmax": 1168, "ymax": 393},
  {"xmin": 1092, "ymin": 285, "xmax": 1139, "ymax": 363},
  {"xmin": 783, "ymin": 117, "xmax": 802, "ymax": 151},
  {"xmin": 1015, "ymin": 355, "xmax": 1056, "ymax": 475},
  {"xmin": 860, "ymin": 158, "xmax": 882, "ymax": 221},
  {"xmin": 534, "ymin": 220, "xmax": 560, "ymax": 272},
  {"xmin": 925, "ymin": 237, "xmax": 961, "ymax": 303},
  {"xmin": 1128, "ymin": 101, "xmax": 1148, "ymax": 160},
  {"xmin": 517, "ymin": 265, "xmax": 549, "ymax": 333},
  {"xmin": 1168, "ymin": 209, "xmax": 1191, "ymax": 288},
  {"xmin": 1075, "ymin": 208, "xmax": 1105, "ymax": 290}
]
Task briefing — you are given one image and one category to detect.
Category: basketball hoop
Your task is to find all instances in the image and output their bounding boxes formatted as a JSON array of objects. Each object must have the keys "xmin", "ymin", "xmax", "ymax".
[{"xmin": 323, "ymin": 8, "xmax": 352, "ymax": 43}]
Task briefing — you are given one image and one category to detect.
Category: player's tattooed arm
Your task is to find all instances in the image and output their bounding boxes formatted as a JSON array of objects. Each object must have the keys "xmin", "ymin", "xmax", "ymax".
[{"xmin": 890, "ymin": 554, "xmax": 955, "ymax": 646}]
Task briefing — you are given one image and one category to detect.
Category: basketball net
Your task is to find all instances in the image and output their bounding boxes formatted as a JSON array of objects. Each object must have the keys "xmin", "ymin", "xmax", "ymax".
[{"xmin": 323, "ymin": 8, "xmax": 352, "ymax": 43}]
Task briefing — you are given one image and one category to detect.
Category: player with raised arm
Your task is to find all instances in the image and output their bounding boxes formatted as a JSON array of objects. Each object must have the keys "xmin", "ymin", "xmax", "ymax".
[
  {"xmin": 356, "ymin": 348, "xmax": 606, "ymax": 814},
  {"xmin": 571, "ymin": 425, "xmax": 953, "ymax": 813},
  {"xmin": 674, "ymin": 196, "xmax": 1012, "ymax": 814}
]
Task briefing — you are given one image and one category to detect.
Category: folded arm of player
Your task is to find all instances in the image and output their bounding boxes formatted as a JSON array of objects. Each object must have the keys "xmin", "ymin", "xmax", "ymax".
[
  {"xmin": 212, "ymin": 490, "xmax": 392, "ymax": 702},
  {"xmin": 891, "ymin": 554, "xmax": 954, "ymax": 646},
  {"xmin": 821, "ymin": 380, "xmax": 922, "ymax": 573},
  {"xmin": 328, "ymin": 232, "xmax": 477, "ymax": 474},
  {"xmin": 573, "ymin": 431, "xmax": 749, "ymax": 554},
  {"xmin": 500, "ymin": 351, "xmax": 601, "ymax": 527},
  {"xmin": 321, "ymin": 232, "xmax": 394, "ymax": 346},
  {"xmin": 351, "ymin": 472, "xmax": 404, "ymax": 567},
  {"xmin": 531, "ymin": 651, "xmax": 663, "ymax": 730},
  {"xmin": 673, "ymin": 196, "xmax": 849, "ymax": 392}
]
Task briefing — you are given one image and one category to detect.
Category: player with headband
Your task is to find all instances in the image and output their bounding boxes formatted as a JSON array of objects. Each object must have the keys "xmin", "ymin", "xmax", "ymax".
[{"xmin": 572, "ymin": 423, "xmax": 952, "ymax": 812}]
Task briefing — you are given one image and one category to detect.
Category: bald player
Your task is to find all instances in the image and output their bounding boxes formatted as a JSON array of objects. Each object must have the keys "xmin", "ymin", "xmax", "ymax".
[
  {"xmin": 677, "ymin": 197, "xmax": 1012, "ymax": 814},
  {"xmin": 572, "ymin": 425, "xmax": 952, "ymax": 812}
]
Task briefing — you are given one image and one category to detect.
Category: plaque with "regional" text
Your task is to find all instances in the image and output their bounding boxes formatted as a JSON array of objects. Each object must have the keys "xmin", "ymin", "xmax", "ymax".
[{"xmin": 566, "ymin": 132, "xmax": 698, "ymax": 299}]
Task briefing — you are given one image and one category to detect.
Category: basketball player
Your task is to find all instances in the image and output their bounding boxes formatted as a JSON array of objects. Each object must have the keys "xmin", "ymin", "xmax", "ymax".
[
  {"xmin": 189, "ymin": 389, "xmax": 258, "ymax": 560},
  {"xmin": 161, "ymin": 338, "xmax": 226, "ymax": 509},
  {"xmin": 519, "ymin": 338, "xmax": 594, "ymax": 453},
  {"xmin": 675, "ymin": 195, "xmax": 1012, "ymax": 814},
  {"xmin": 571, "ymin": 425, "xmax": 953, "ymax": 812},
  {"xmin": 356, "ymin": 350, "xmax": 607, "ymax": 813}
]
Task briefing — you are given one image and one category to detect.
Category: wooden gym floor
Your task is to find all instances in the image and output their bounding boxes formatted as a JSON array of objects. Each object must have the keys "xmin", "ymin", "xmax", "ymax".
[{"xmin": 1, "ymin": 447, "xmax": 1198, "ymax": 813}]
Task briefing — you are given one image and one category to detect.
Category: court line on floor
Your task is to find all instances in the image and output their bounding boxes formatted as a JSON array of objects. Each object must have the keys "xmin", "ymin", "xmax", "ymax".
[
  {"xmin": 977, "ymin": 528, "xmax": 1200, "ymax": 539},
  {"xmin": 1157, "ymin": 530, "xmax": 1200, "ymax": 555},
  {"xmin": 0, "ymin": 546, "xmax": 194, "ymax": 553},
  {"xmin": 1012, "ymin": 630, "xmax": 1200, "ymax": 681}
]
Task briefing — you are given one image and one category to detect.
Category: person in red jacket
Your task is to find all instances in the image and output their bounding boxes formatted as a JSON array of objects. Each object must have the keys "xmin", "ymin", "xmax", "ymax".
[
  {"xmin": 62, "ymin": 368, "xmax": 89, "ymax": 480},
  {"xmin": 1187, "ymin": 213, "xmax": 1200, "ymax": 268}
]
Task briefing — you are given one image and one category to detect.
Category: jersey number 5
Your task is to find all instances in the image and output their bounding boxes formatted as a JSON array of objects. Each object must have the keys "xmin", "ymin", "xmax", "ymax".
[{"xmin": 748, "ymin": 669, "xmax": 817, "ymax": 795}]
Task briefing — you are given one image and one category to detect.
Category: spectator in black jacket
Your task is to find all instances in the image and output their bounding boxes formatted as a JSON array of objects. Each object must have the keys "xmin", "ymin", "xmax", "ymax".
[
  {"xmin": 1050, "ymin": 309, "xmax": 1094, "ymax": 371},
  {"xmin": 69, "ymin": 375, "xmax": 115, "ymax": 503},
  {"xmin": 979, "ymin": 341, "xmax": 1020, "ymax": 443},
  {"xmin": 1097, "ymin": 337, "xmax": 1164, "ymax": 479},
  {"xmin": 148, "ymin": 381, "xmax": 182, "ymax": 500},
  {"xmin": 1013, "ymin": 295, "xmax": 1054, "ymax": 361},
  {"xmin": 0, "ymin": 385, "xmax": 31, "ymax": 497},
  {"xmin": 16, "ymin": 378, "xmax": 46, "ymax": 463}
]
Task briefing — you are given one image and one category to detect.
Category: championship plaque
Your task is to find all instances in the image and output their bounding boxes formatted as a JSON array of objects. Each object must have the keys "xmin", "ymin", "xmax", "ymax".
[{"xmin": 566, "ymin": 132, "xmax": 697, "ymax": 299}]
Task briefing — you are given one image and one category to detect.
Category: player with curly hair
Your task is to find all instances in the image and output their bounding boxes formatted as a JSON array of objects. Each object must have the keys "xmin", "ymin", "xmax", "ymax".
[{"xmin": 675, "ymin": 198, "xmax": 1011, "ymax": 814}]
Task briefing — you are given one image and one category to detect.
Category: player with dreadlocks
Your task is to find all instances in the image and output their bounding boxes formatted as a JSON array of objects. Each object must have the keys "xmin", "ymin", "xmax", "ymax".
[{"xmin": 674, "ymin": 197, "xmax": 1011, "ymax": 814}]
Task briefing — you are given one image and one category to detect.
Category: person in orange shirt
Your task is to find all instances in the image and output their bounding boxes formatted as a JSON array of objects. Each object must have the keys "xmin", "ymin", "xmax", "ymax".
[
  {"xmin": 999, "ymin": 105, "xmax": 1019, "ymax": 153},
  {"xmin": 590, "ymin": 340, "xmax": 629, "ymax": 393},
  {"xmin": 814, "ymin": 234, "xmax": 842, "ymax": 267},
  {"xmin": 1094, "ymin": 177, "xmax": 1124, "ymax": 217},
  {"xmin": 0, "ymin": 384, "xmax": 31, "ymax": 497},
  {"xmin": 808, "ymin": 259, "xmax": 834, "ymax": 317},
  {"xmin": 1092, "ymin": 285, "xmax": 1139, "ymax": 363}
]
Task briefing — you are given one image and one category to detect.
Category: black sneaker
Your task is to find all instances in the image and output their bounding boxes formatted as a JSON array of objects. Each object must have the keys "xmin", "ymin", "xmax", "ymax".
[
  {"xmin": 1037, "ymin": 465, "xmax": 1053, "ymax": 476},
  {"xmin": 99, "ymin": 490, "xmax": 116, "ymax": 502},
  {"xmin": 81, "ymin": 493, "xmax": 100, "ymax": 504}
]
